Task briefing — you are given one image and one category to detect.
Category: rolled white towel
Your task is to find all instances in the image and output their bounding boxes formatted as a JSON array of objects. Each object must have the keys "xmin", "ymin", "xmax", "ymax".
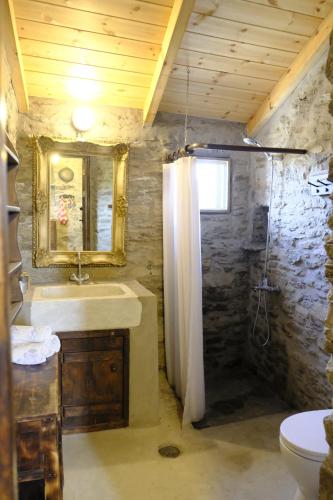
[
  {"xmin": 44, "ymin": 334, "xmax": 61, "ymax": 358},
  {"xmin": 12, "ymin": 343, "xmax": 47, "ymax": 365},
  {"xmin": 11, "ymin": 334, "xmax": 61, "ymax": 365},
  {"xmin": 11, "ymin": 325, "xmax": 53, "ymax": 345}
]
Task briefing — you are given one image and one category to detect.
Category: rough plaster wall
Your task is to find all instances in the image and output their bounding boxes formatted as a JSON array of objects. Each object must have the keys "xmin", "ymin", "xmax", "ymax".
[
  {"xmin": 248, "ymin": 51, "xmax": 332, "ymax": 409},
  {"xmin": 16, "ymin": 99, "xmax": 249, "ymax": 368}
]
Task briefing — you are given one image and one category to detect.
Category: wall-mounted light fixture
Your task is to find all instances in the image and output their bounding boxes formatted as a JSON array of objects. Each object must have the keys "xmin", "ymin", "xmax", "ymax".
[{"xmin": 71, "ymin": 106, "xmax": 95, "ymax": 133}]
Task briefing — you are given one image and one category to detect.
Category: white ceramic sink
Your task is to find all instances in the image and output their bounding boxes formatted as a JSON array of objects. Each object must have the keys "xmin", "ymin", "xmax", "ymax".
[
  {"xmin": 34, "ymin": 283, "xmax": 130, "ymax": 300},
  {"xmin": 30, "ymin": 282, "xmax": 142, "ymax": 331}
]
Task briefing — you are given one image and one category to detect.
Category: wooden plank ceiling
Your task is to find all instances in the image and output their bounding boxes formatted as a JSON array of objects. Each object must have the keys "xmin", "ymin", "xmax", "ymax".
[
  {"xmin": 11, "ymin": 0, "xmax": 333, "ymax": 124},
  {"xmin": 160, "ymin": 0, "xmax": 333, "ymax": 122},
  {"xmin": 13, "ymin": 0, "xmax": 174, "ymax": 109}
]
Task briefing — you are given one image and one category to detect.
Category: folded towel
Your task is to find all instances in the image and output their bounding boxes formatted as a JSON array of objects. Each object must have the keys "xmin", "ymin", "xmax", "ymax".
[
  {"xmin": 11, "ymin": 325, "xmax": 53, "ymax": 345},
  {"xmin": 11, "ymin": 334, "xmax": 61, "ymax": 365}
]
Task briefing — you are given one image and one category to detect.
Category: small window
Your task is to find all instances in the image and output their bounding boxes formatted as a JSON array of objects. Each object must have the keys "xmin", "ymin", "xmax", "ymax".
[{"xmin": 197, "ymin": 158, "xmax": 231, "ymax": 213}]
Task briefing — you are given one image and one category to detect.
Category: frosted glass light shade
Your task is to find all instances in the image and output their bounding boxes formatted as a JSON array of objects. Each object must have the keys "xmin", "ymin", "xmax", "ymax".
[{"xmin": 72, "ymin": 106, "xmax": 95, "ymax": 132}]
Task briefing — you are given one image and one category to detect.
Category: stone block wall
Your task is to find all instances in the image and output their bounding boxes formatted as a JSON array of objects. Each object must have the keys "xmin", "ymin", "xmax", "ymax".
[{"xmin": 247, "ymin": 52, "xmax": 332, "ymax": 410}]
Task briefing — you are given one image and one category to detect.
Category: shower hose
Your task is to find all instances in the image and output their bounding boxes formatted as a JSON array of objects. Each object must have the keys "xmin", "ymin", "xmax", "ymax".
[{"xmin": 251, "ymin": 155, "xmax": 275, "ymax": 348}]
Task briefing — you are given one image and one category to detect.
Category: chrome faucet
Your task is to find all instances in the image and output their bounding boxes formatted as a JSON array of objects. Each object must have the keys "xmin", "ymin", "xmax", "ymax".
[{"xmin": 69, "ymin": 252, "xmax": 90, "ymax": 285}]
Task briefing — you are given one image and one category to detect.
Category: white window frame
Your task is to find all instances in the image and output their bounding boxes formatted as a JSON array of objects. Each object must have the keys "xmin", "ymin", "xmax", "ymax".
[{"xmin": 197, "ymin": 157, "xmax": 232, "ymax": 214}]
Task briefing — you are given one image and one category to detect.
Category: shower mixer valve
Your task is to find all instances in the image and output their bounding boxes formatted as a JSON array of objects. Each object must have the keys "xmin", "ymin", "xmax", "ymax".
[{"xmin": 253, "ymin": 277, "xmax": 280, "ymax": 294}]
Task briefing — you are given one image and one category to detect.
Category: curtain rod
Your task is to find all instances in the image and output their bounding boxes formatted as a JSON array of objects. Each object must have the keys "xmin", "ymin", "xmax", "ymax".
[{"xmin": 165, "ymin": 143, "xmax": 308, "ymax": 163}]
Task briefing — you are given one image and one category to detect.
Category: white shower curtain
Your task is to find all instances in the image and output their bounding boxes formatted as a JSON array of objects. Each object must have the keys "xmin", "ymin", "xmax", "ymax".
[{"xmin": 163, "ymin": 156, "xmax": 205, "ymax": 425}]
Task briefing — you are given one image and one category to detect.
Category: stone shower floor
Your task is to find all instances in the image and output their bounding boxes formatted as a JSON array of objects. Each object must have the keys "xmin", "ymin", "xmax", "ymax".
[{"xmin": 194, "ymin": 370, "xmax": 291, "ymax": 429}]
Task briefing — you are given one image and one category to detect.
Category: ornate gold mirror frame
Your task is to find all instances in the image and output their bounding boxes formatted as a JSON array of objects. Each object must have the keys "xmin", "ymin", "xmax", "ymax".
[{"xmin": 32, "ymin": 136, "xmax": 128, "ymax": 267}]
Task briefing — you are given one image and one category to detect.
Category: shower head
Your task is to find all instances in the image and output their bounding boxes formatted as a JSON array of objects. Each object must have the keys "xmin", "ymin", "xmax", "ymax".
[
  {"xmin": 243, "ymin": 136, "xmax": 272, "ymax": 159},
  {"xmin": 243, "ymin": 136, "xmax": 262, "ymax": 147}
]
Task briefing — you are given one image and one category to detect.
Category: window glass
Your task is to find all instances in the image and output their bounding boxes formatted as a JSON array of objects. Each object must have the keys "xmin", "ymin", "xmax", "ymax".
[{"xmin": 197, "ymin": 158, "xmax": 230, "ymax": 212}]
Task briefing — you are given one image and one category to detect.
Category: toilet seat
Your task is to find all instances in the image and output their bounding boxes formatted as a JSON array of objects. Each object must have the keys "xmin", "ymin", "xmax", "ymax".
[{"xmin": 280, "ymin": 409, "xmax": 332, "ymax": 462}]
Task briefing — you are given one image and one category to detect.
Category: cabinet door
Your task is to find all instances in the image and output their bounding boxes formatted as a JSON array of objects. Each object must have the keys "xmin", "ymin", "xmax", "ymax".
[
  {"xmin": 61, "ymin": 348, "xmax": 128, "ymax": 432},
  {"xmin": 16, "ymin": 421, "xmax": 43, "ymax": 480}
]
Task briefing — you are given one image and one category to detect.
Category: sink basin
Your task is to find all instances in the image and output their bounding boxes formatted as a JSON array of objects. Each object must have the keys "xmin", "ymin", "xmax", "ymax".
[
  {"xmin": 30, "ymin": 282, "xmax": 142, "ymax": 331},
  {"xmin": 34, "ymin": 283, "xmax": 130, "ymax": 300}
]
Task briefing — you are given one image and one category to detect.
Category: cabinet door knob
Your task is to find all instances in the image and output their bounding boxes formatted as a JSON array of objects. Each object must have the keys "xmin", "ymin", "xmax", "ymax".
[{"xmin": 110, "ymin": 364, "xmax": 117, "ymax": 372}]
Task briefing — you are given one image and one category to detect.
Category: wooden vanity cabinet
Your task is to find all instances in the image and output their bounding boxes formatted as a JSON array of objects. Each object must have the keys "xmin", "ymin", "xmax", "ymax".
[{"xmin": 58, "ymin": 329, "xmax": 129, "ymax": 433}]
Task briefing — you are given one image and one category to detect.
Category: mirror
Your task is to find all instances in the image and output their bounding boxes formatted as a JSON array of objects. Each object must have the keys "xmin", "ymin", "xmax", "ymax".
[
  {"xmin": 49, "ymin": 153, "xmax": 113, "ymax": 252},
  {"xmin": 33, "ymin": 137, "xmax": 128, "ymax": 267}
]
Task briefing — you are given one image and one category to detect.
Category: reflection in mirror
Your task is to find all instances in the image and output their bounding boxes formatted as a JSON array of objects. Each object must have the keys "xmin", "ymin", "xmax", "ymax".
[
  {"xmin": 33, "ymin": 137, "xmax": 128, "ymax": 267},
  {"xmin": 49, "ymin": 153, "xmax": 113, "ymax": 252}
]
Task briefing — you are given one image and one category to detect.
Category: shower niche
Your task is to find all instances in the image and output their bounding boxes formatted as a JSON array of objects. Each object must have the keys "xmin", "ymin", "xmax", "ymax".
[{"xmin": 251, "ymin": 205, "xmax": 269, "ymax": 246}]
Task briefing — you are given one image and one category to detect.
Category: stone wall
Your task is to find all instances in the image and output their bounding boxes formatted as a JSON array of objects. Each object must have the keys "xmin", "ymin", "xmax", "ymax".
[
  {"xmin": 16, "ymin": 100, "xmax": 250, "ymax": 367},
  {"xmin": 247, "ymin": 51, "xmax": 332, "ymax": 410}
]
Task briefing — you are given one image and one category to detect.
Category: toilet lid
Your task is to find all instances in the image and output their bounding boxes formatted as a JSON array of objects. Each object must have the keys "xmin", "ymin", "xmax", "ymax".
[{"xmin": 280, "ymin": 409, "xmax": 332, "ymax": 461}]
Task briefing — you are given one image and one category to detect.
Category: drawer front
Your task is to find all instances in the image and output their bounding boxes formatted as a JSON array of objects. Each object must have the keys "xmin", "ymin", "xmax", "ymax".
[
  {"xmin": 59, "ymin": 330, "xmax": 128, "ymax": 353},
  {"xmin": 16, "ymin": 420, "xmax": 43, "ymax": 475},
  {"xmin": 62, "ymin": 350, "xmax": 124, "ymax": 406},
  {"xmin": 61, "ymin": 335, "xmax": 123, "ymax": 353}
]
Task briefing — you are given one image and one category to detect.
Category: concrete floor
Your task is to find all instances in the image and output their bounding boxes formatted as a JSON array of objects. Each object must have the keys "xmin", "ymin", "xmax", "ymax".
[{"xmin": 63, "ymin": 373, "xmax": 297, "ymax": 500}]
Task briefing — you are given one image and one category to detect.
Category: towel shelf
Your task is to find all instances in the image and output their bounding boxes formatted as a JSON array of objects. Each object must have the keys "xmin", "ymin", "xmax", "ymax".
[
  {"xmin": 6, "ymin": 205, "xmax": 20, "ymax": 213},
  {"xmin": 4, "ymin": 133, "xmax": 23, "ymax": 326},
  {"xmin": 8, "ymin": 261, "xmax": 22, "ymax": 275},
  {"xmin": 10, "ymin": 302, "xmax": 22, "ymax": 324},
  {"xmin": 5, "ymin": 135, "xmax": 19, "ymax": 167}
]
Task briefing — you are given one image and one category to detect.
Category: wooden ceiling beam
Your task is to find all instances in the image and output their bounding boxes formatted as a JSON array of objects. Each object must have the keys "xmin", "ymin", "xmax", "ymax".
[
  {"xmin": 246, "ymin": 7, "xmax": 333, "ymax": 136},
  {"xmin": 2, "ymin": 0, "xmax": 28, "ymax": 112},
  {"xmin": 143, "ymin": 0, "xmax": 194, "ymax": 125}
]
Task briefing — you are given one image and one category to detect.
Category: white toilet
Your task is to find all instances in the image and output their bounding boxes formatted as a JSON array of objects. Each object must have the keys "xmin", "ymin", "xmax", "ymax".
[{"xmin": 280, "ymin": 409, "xmax": 332, "ymax": 500}]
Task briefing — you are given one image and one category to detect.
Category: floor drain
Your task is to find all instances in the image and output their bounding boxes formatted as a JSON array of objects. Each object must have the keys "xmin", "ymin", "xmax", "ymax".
[{"xmin": 158, "ymin": 445, "xmax": 181, "ymax": 458}]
